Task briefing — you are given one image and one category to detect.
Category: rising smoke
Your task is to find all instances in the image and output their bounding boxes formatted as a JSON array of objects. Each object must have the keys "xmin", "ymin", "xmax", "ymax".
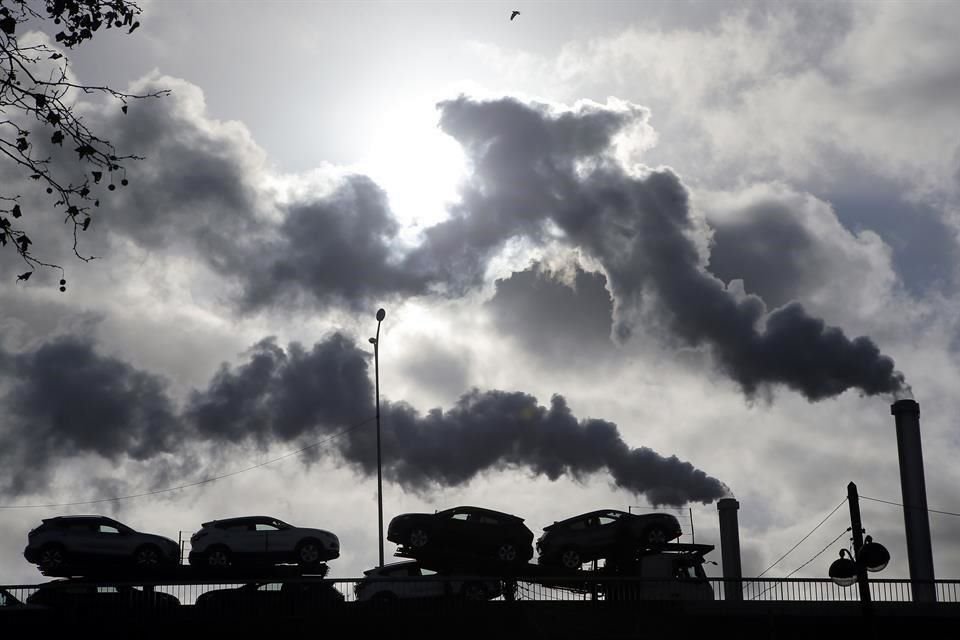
[
  {"xmin": 187, "ymin": 334, "xmax": 726, "ymax": 505},
  {"xmin": 85, "ymin": 83, "xmax": 908, "ymax": 399},
  {"xmin": 193, "ymin": 94, "xmax": 907, "ymax": 399},
  {"xmin": 418, "ymin": 96, "xmax": 908, "ymax": 400},
  {"xmin": 0, "ymin": 90, "xmax": 910, "ymax": 505},
  {"xmin": 0, "ymin": 332, "xmax": 726, "ymax": 506}
]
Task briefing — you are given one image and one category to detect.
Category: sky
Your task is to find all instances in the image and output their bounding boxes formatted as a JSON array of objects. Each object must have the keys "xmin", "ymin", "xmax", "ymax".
[{"xmin": 2, "ymin": 0, "xmax": 960, "ymax": 587}]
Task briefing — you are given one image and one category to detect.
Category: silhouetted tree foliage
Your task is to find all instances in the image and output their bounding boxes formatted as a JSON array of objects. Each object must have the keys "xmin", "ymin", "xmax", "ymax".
[{"xmin": 0, "ymin": 0, "xmax": 167, "ymax": 289}]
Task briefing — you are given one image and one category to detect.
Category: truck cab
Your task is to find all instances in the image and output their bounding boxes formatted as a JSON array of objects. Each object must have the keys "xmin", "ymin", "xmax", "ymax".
[{"xmin": 603, "ymin": 543, "xmax": 715, "ymax": 601}]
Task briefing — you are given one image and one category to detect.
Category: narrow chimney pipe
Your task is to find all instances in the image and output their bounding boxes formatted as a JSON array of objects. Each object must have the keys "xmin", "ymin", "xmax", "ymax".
[
  {"xmin": 717, "ymin": 497, "xmax": 743, "ymax": 602},
  {"xmin": 891, "ymin": 399, "xmax": 936, "ymax": 602}
]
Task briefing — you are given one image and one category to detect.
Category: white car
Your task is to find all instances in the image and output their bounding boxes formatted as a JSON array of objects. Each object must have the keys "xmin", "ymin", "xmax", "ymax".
[
  {"xmin": 354, "ymin": 561, "xmax": 506, "ymax": 602},
  {"xmin": 188, "ymin": 516, "xmax": 339, "ymax": 569},
  {"xmin": 23, "ymin": 515, "xmax": 180, "ymax": 572}
]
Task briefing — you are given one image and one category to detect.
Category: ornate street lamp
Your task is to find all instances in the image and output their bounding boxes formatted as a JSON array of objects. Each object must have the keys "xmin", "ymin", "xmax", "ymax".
[{"xmin": 829, "ymin": 482, "xmax": 890, "ymax": 603}]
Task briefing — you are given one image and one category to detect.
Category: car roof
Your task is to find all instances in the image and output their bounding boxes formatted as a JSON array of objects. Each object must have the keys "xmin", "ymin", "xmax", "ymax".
[
  {"xmin": 437, "ymin": 506, "xmax": 525, "ymax": 522},
  {"xmin": 201, "ymin": 516, "xmax": 283, "ymax": 528},
  {"xmin": 42, "ymin": 515, "xmax": 119, "ymax": 524},
  {"xmin": 544, "ymin": 509, "xmax": 642, "ymax": 530}
]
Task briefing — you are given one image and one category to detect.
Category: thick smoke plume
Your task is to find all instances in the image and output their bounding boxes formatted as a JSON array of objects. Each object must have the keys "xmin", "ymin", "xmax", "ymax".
[
  {"xmin": 0, "ymin": 333, "xmax": 725, "ymax": 506},
  {"xmin": 85, "ymin": 83, "xmax": 906, "ymax": 400},
  {"xmin": 0, "ymin": 336, "xmax": 179, "ymax": 496},
  {"xmin": 416, "ymin": 96, "xmax": 908, "ymax": 400}
]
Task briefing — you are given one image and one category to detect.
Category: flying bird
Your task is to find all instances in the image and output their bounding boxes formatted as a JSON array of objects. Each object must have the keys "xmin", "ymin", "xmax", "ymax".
[{"xmin": 510, "ymin": 11, "xmax": 520, "ymax": 21}]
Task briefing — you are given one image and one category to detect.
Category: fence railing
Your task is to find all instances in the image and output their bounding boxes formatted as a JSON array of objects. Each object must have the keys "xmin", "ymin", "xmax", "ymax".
[{"xmin": 3, "ymin": 576, "xmax": 960, "ymax": 614}]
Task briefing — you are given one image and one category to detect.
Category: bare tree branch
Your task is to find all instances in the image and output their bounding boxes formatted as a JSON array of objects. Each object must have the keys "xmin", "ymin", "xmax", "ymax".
[{"xmin": 0, "ymin": 0, "xmax": 168, "ymax": 289}]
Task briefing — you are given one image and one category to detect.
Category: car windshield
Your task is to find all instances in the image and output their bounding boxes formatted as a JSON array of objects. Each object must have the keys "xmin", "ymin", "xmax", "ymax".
[{"xmin": 269, "ymin": 519, "xmax": 293, "ymax": 530}]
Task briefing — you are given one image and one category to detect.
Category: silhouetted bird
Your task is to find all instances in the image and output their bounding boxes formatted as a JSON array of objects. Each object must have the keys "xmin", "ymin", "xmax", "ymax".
[{"xmin": 510, "ymin": 11, "xmax": 520, "ymax": 21}]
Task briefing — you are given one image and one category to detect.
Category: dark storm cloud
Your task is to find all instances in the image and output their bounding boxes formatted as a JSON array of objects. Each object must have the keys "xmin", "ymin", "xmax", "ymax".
[
  {"xmin": 486, "ymin": 263, "xmax": 615, "ymax": 358},
  {"xmin": 0, "ymin": 329, "xmax": 725, "ymax": 505},
  {"xmin": 0, "ymin": 336, "xmax": 179, "ymax": 495},
  {"xmin": 87, "ymin": 80, "xmax": 432, "ymax": 310},
  {"xmin": 236, "ymin": 176, "xmax": 430, "ymax": 310},
  {"xmin": 429, "ymin": 96, "xmax": 907, "ymax": 400},
  {"xmin": 406, "ymin": 98, "xmax": 645, "ymax": 288},
  {"xmin": 24, "ymin": 80, "xmax": 265, "ymax": 255},
  {"xmin": 707, "ymin": 201, "xmax": 818, "ymax": 308},
  {"xmin": 185, "ymin": 333, "xmax": 374, "ymax": 443},
  {"xmin": 77, "ymin": 83, "xmax": 906, "ymax": 399}
]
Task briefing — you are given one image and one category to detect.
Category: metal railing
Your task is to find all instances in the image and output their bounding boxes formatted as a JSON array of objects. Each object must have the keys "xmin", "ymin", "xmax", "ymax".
[{"xmin": 3, "ymin": 576, "xmax": 960, "ymax": 615}]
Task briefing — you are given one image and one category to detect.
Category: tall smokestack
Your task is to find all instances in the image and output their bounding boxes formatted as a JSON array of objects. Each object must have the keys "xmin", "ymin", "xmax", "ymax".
[
  {"xmin": 717, "ymin": 497, "xmax": 743, "ymax": 602},
  {"xmin": 891, "ymin": 399, "xmax": 936, "ymax": 602}
]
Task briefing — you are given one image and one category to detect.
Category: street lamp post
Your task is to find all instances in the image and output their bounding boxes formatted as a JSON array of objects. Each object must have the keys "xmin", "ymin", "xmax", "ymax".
[
  {"xmin": 369, "ymin": 308, "xmax": 386, "ymax": 567},
  {"xmin": 829, "ymin": 482, "xmax": 891, "ymax": 605}
]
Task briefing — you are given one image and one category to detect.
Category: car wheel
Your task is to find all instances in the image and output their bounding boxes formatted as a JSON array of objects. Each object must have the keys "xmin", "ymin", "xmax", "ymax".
[
  {"xmin": 644, "ymin": 526, "xmax": 669, "ymax": 546},
  {"xmin": 205, "ymin": 546, "xmax": 232, "ymax": 568},
  {"xmin": 38, "ymin": 544, "xmax": 67, "ymax": 569},
  {"xmin": 461, "ymin": 581, "xmax": 488, "ymax": 601},
  {"xmin": 296, "ymin": 540, "xmax": 323, "ymax": 566},
  {"xmin": 560, "ymin": 547, "xmax": 582, "ymax": 570},
  {"xmin": 408, "ymin": 528, "xmax": 429, "ymax": 549},
  {"xmin": 497, "ymin": 541, "xmax": 519, "ymax": 564},
  {"xmin": 133, "ymin": 544, "xmax": 163, "ymax": 568}
]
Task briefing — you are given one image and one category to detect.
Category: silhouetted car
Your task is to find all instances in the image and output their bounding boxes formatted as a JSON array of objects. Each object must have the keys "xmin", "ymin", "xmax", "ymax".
[
  {"xmin": 387, "ymin": 506, "xmax": 534, "ymax": 566},
  {"xmin": 23, "ymin": 515, "xmax": 180, "ymax": 572},
  {"xmin": 26, "ymin": 581, "xmax": 180, "ymax": 612},
  {"xmin": 354, "ymin": 560, "xmax": 506, "ymax": 602},
  {"xmin": 188, "ymin": 516, "xmax": 339, "ymax": 569},
  {"xmin": 195, "ymin": 580, "xmax": 344, "ymax": 614},
  {"xmin": 537, "ymin": 509, "xmax": 682, "ymax": 569}
]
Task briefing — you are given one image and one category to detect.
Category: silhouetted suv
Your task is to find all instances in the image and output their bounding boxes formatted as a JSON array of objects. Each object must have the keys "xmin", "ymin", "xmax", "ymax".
[
  {"xmin": 189, "ymin": 516, "xmax": 339, "ymax": 569},
  {"xmin": 195, "ymin": 580, "xmax": 344, "ymax": 614},
  {"xmin": 23, "ymin": 516, "xmax": 180, "ymax": 572},
  {"xmin": 27, "ymin": 580, "xmax": 180, "ymax": 612},
  {"xmin": 387, "ymin": 506, "xmax": 534, "ymax": 566},
  {"xmin": 355, "ymin": 560, "xmax": 507, "ymax": 602},
  {"xmin": 537, "ymin": 509, "xmax": 682, "ymax": 570}
]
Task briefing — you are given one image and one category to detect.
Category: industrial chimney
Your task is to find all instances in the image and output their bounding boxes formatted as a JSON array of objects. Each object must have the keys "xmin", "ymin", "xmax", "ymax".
[
  {"xmin": 717, "ymin": 497, "xmax": 743, "ymax": 602},
  {"xmin": 891, "ymin": 399, "xmax": 936, "ymax": 602}
]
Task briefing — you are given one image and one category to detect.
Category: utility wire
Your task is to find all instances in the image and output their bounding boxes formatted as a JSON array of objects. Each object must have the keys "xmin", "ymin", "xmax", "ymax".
[
  {"xmin": 782, "ymin": 528, "xmax": 851, "ymax": 579},
  {"xmin": 0, "ymin": 417, "xmax": 376, "ymax": 509},
  {"xmin": 860, "ymin": 495, "xmax": 960, "ymax": 518},
  {"xmin": 753, "ymin": 497, "xmax": 847, "ymax": 580},
  {"xmin": 748, "ymin": 526, "xmax": 851, "ymax": 601}
]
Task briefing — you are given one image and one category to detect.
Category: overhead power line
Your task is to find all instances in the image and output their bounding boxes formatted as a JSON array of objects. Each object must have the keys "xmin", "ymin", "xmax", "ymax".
[
  {"xmin": 753, "ymin": 497, "xmax": 848, "ymax": 580},
  {"xmin": 749, "ymin": 526, "xmax": 851, "ymax": 600},
  {"xmin": 744, "ymin": 524, "xmax": 850, "ymax": 600},
  {"xmin": 0, "ymin": 417, "xmax": 376, "ymax": 510},
  {"xmin": 860, "ymin": 495, "xmax": 960, "ymax": 518},
  {"xmin": 782, "ymin": 528, "xmax": 851, "ymax": 579}
]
